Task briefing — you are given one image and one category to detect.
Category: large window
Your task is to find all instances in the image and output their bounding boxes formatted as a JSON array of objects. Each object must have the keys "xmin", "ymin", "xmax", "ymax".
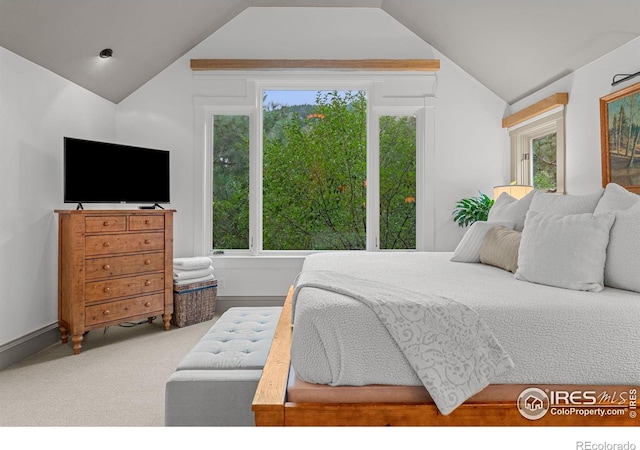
[
  {"xmin": 208, "ymin": 89, "xmax": 420, "ymax": 253},
  {"xmin": 262, "ymin": 90, "xmax": 368, "ymax": 250},
  {"xmin": 194, "ymin": 73, "xmax": 437, "ymax": 255}
]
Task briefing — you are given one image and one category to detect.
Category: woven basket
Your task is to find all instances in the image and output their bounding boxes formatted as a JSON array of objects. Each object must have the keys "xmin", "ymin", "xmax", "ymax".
[{"xmin": 171, "ymin": 279, "xmax": 217, "ymax": 328}]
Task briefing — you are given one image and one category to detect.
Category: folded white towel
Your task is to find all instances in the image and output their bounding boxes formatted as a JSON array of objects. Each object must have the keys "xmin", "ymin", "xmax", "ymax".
[
  {"xmin": 173, "ymin": 274, "xmax": 216, "ymax": 286},
  {"xmin": 173, "ymin": 266, "xmax": 214, "ymax": 280},
  {"xmin": 173, "ymin": 257, "xmax": 212, "ymax": 271}
]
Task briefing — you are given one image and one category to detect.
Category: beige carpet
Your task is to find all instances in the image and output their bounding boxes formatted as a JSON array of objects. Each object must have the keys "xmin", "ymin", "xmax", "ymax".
[
  {"xmin": 0, "ymin": 315, "xmax": 219, "ymax": 427},
  {"xmin": 0, "ymin": 315, "xmax": 623, "ymax": 448}
]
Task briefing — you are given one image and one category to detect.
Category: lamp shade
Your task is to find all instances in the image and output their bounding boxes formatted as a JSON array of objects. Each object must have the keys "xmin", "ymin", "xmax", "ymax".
[{"xmin": 493, "ymin": 185, "xmax": 533, "ymax": 200}]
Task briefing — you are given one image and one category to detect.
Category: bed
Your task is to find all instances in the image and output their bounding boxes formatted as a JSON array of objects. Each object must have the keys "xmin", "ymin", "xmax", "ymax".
[{"xmin": 252, "ymin": 185, "xmax": 640, "ymax": 426}]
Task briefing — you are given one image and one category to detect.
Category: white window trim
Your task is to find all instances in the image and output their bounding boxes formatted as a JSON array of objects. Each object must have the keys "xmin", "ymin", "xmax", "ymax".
[
  {"xmin": 193, "ymin": 71, "xmax": 437, "ymax": 256},
  {"xmin": 509, "ymin": 107, "xmax": 565, "ymax": 194}
]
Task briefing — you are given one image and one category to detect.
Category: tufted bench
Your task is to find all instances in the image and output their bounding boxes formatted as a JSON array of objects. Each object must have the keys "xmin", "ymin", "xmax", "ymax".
[{"xmin": 164, "ymin": 306, "xmax": 282, "ymax": 426}]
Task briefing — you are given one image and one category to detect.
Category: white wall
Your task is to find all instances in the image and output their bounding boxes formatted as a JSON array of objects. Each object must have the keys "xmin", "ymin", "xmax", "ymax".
[
  {"xmin": 0, "ymin": 46, "xmax": 115, "ymax": 347},
  {"xmin": 116, "ymin": 7, "xmax": 507, "ymax": 297},
  {"xmin": 507, "ymin": 37, "xmax": 640, "ymax": 195},
  {"xmin": 431, "ymin": 47, "xmax": 509, "ymax": 250}
]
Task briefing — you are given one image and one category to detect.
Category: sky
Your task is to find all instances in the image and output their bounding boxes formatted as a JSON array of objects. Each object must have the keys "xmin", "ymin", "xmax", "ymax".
[
  {"xmin": 263, "ymin": 90, "xmax": 320, "ymax": 106},
  {"xmin": 263, "ymin": 90, "xmax": 356, "ymax": 106}
]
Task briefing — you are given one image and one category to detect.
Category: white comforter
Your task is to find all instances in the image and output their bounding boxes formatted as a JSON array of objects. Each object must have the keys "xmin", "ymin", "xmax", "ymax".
[
  {"xmin": 291, "ymin": 251, "xmax": 640, "ymax": 387},
  {"xmin": 293, "ymin": 269, "xmax": 514, "ymax": 414}
]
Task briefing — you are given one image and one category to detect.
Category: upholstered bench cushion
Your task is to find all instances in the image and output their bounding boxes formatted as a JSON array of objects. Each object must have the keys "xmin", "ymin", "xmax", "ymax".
[{"xmin": 176, "ymin": 306, "xmax": 282, "ymax": 371}]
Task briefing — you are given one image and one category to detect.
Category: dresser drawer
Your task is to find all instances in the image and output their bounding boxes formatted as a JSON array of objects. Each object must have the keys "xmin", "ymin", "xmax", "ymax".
[
  {"xmin": 85, "ymin": 232, "xmax": 165, "ymax": 256},
  {"xmin": 85, "ymin": 216, "xmax": 127, "ymax": 233},
  {"xmin": 85, "ymin": 293, "xmax": 164, "ymax": 327},
  {"xmin": 129, "ymin": 215, "xmax": 165, "ymax": 231},
  {"xmin": 85, "ymin": 273, "xmax": 166, "ymax": 303},
  {"xmin": 85, "ymin": 253, "xmax": 165, "ymax": 280}
]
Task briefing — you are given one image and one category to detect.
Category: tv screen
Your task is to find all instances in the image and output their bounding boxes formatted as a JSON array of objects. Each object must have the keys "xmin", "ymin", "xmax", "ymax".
[{"xmin": 64, "ymin": 137, "xmax": 170, "ymax": 205}]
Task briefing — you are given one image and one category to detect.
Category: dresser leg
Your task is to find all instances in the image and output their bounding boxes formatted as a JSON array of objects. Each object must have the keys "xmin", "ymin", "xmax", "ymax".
[
  {"xmin": 59, "ymin": 325, "xmax": 69, "ymax": 344},
  {"xmin": 162, "ymin": 314, "xmax": 171, "ymax": 331},
  {"xmin": 71, "ymin": 334, "xmax": 83, "ymax": 355}
]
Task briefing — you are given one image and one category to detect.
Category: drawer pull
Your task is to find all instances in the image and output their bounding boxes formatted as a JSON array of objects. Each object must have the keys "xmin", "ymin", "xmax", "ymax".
[
  {"xmin": 144, "ymin": 259, "xmax": 151, "ymax": 265},
  {"xmin": 103, "ymin": 242, "xmax": 111, "ymax": 248},
  {"xmin": 103, "ymin": 309, "xmax": 111, "ymax": 315},
  {"xmin": 144, "ymin": 219, "xmax": 151, "ymax": 225},
  {"xmin": 103, "ymin": 221, "xmax": 110, "ymax": 227},
  {"xmin": 103, "ymin": 287, "xmax": 111, "ymax": 294},
  {"xmin": 145, "ymin": 280, "xmax": 152, "ymax": 286},
  {"xmin": 144, "ymin": 239, "xmax": 151, "ymax": 244},
  {"xmin": 144, "ymin": 302, "xmax": 151, "ymax": 307},
  {"xmin": 103, "ymin": 264, "xmax": 111, "ymax": 270}
]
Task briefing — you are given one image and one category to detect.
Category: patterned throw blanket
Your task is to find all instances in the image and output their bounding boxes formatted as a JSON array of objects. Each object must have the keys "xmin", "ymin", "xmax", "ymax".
[{"xmin": 293, "ymin": 270, "xmax": 514, "ymax": 415}]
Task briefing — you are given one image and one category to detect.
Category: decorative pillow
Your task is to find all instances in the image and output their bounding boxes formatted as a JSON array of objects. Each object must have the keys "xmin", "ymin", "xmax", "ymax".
[
  {"xmin": 451, "ymin": 221, "xmax": 515, "ymax": 263},
  {"xmin": 487, "ymin": 189, "xmax": 536, "ymax": 231},
  {"xmin": 514, "ymin": 211, "xmax": 615, "ymax": 292},
  {"xmin": 479, "ymin": 226, "xmax": 522, "ymax": 273},
  {"xmin": 604, "ymin": 203, "xmax": 640, "ymax": 292},
  {"xmin": 529, "ymin": 190, "xmax": 603, "ymax": 216},
  {"xmin": 594, "ymin": 183, "xmax": 640, "ymax": 214}
]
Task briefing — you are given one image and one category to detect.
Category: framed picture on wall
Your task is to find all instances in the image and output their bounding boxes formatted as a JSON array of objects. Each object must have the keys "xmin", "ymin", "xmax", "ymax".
[{"xmin": 600, "ymin": 82, "xmax": 640, "ymax": 193}]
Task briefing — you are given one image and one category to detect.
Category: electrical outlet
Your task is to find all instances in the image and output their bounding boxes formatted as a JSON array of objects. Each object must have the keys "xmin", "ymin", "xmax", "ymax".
[{"xmin": 218, "ymin": 278, "xmax": 225, "ymax": 288}]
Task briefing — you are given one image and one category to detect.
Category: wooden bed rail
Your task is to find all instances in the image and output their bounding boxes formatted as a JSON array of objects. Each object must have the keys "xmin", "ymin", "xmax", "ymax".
[
  {"xmin": 252, "ymin": 286, "xmax": 293, "ymax": 426},
  {"xmin": 252, "ymin": 286, "xmax": 638, "ymax": 426}
]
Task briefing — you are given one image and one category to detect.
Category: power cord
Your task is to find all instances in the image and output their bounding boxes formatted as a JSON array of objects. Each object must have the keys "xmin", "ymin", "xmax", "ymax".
[{"xmin": 118, "ymin": 316, "xmax": 158, "ymax": 327}]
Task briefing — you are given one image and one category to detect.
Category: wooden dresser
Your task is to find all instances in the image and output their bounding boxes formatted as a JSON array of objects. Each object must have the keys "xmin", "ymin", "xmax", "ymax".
[{"xmin": 55, "ymin": 209, "xmax": 175, "ymax": 354}]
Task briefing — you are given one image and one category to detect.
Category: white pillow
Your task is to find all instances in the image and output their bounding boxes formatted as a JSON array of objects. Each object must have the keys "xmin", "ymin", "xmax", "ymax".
[
  {"xmin": 604, "ymin": 203, "xmax": 640, "ymax": 292},
  {"xmin": 515, "ymin": 211, "xmax": 615, "ymax": 292},
  {"xmin": 487, "ymin": 189, "xmax": 536, "ymax": 231},
  {"xmin": 594, "ymin": 183, "xmax": 640, "ymax": 214},
  {"xmin": 529, "ymin": 190, "xmax": 603, "ymax": 216},
  {"xmin": 451, "ymin": 221, "xmax": 515, "ymax": 263}
]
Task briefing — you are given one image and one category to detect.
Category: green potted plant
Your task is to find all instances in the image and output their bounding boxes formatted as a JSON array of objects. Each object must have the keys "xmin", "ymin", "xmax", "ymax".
[{"xmin": 452, "ymin": 192, "xmax": 494, "ymax": 227}]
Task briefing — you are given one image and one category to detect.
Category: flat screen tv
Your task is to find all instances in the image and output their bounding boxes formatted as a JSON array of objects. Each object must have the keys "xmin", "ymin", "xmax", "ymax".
[{"xmin": 64, "ymin": 137, "xmax": 170, "ymax": 207}]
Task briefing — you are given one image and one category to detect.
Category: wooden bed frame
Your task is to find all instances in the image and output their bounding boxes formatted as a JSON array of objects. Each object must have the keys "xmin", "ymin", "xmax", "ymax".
[{"xmin": 252, "ymin": 287, "xmax": 638, "ymax": 426}]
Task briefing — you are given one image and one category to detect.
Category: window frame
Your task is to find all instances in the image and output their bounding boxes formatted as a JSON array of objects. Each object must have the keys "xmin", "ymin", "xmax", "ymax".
[
  {"xmin": 509, "ymin": 108, "xmax": 566, "ymax": 194},
  {"xmin": 193, "ymin": 72, "xmax": 437, "ymax": 256}
]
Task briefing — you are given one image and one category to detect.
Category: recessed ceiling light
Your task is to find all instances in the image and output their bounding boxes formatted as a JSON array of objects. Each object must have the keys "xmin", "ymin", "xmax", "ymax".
[{"xmin": 99, "ymin": 48, "xmax": 113, "ymax": 58}]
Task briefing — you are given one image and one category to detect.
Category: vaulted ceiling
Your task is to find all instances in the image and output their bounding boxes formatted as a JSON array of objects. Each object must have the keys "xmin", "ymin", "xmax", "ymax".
[{"xmin": 0, "ymin": 0, "xmax": 638, "ymax": 104}]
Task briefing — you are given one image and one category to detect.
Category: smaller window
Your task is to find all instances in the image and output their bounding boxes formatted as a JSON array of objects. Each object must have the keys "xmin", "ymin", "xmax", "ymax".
[
  {"xmin": 509, "ymin": 110, "xmax": 565, "ymax": 193},
  {"xmin": 212, "ymin": 114, "xmax": 250, "ymax": 250},
  {"xmin": 379, "ymin": 114, "xmax": 416, "ymax": 250}
]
